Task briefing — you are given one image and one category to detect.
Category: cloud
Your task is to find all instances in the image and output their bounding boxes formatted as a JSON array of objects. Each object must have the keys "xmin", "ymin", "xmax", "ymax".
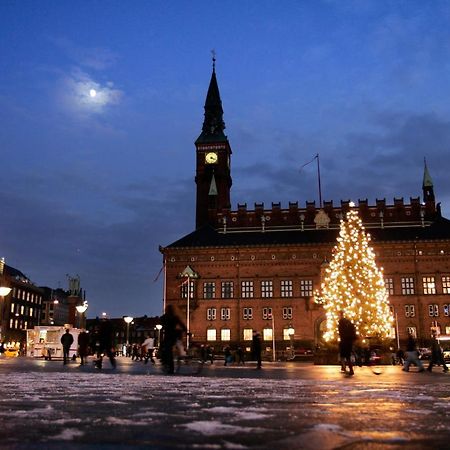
[{"xmin": 59, "ymin": 68, "xmax": 123, "ymax": 115}]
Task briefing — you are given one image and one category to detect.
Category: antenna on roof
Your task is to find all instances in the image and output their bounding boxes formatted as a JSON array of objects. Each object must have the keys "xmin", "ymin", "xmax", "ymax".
[{"xmin": 211, "ymin": 49, "xmax": 216, "ymax": 71}]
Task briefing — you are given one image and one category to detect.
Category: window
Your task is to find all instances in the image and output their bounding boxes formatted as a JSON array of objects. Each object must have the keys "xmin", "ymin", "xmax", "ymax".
[
  {"xmin": 261, "ymin": 280, "xmax": 273, "ymax": 298},
  {"xmin": 445, "ymin": 326, "xmax": 450, "ymax": 335},
  {"xmin": 221, "ymin": 329, "xmax": 231, "ymax": 341},
  {"xmin": 401, "ymin": 277, "xmax": 415, "ymax": 295},
  {"xmin": 243, "ymin": 328, "xmax": 253, "ymax": 341},
  {"xmin": 282, "ymin": 307, "xmax": 293, "ymax": 320},
  {"xmin": 181, "ymin": 280, "xmax": 195, "ymax": 299},
  {"xmin": 221, "ymin": 281, "xmax": 234, "ymax": 299},
  {"xmin": 241, "ymin": 281, "xmax": 254, "ymax": 298},
  {"xmin": 206, "ymin": 329, "xmax": 216, "ymax": 341},
  {"xmin": 203, "ymin": 282, "xmax": 216, "ymax": 299},
  {"xmin": 221, "ymin": 307, "xmax": 230, "ymax": 321},
  {"xmin": 10, "ymin": 303, "xmax": 14, "ymax": 313},
  {"xmin": 405, "ymin": 304, "xmax": 415, "ymax": 318},
  {"xmin": 428, "ymin": 304, "xmax": 439, "ymax": 317},
  {"xmin": 444, "ymin": 304, "xmax": 449, "ymax": 317},
  {"xmin": 281, "ymin": 280, "xmax": 293, "ymax": 298},
  {"xmin": 243, "ymin": 308, "xmax": 253, "ymax": 320},
  {"xmin": 207, "ymin": 308, "xmax": 216, "ymax": 321},
  {"xmin": 300, "ymin": 279, "xmax": 313, "ymax": 297},
  {"xmin": 385, "ymin": 278, "xmax": 394, "ymax": 295},
  {"xmin": 263, "ymin": 328, "xmax": 273, "ymax": 341},
  {"xmin": 442, "ymin": 276, "xmax": 450, "ymax": 294},
  {"xmin": 406, "ymin": 327, "xmax": 417, "ymax": 338},
  {"xmin": 262, "ymin": 307, "xmax": 273, "ymax": 320},
  {"xmin": 283, "ymin": 328, "xmax": 295, "ymax": 340},
  {"xmin": 422, "ymin": 276, "xmax": 436, "ymax": 295}
]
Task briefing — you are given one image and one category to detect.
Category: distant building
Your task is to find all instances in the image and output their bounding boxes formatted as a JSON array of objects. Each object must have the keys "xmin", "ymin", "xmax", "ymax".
[
  {"xmin": 159, "ymin": 62, "xmax": 450, "ymax": 356},
  {"xmin": 40, "ymin": 287, "xmax": 71, "ymax": 326},
  {"xmin": 0, "ymin": 260, "xmax": 43, "ymax": 344}
]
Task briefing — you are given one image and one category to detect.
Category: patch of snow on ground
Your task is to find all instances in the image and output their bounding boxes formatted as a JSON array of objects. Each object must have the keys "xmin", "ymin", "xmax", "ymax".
[
  {"xmin": 47, "ymin": 428, "xmax": 84, "ymax": 440},
  {"xmin": 182, "ymin": 420, "xmax": 262, "ymax": 436}
]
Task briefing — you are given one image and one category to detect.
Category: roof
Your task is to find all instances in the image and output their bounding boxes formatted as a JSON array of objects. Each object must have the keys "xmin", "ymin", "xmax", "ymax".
[{"xmin": 163, "ymin": 216, "xmax": 450, "ymax": 250}]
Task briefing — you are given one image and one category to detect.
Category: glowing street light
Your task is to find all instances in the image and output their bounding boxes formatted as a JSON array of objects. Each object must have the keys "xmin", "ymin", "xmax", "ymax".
[
  {"xmin": 124, "ymin": 316, "xmax": 133, "ymax": 345},
  {"xmin": 0, "ymin": 285, "xmax": 12, "ymax": 342},
  {"xmin": 155, "ymin": 324, "xmax": 162, "ymax": 348},
  {"xmin": 179, "ymin": 265, "xmax": 199, "ymax": 350},
  {"xmin": 75, "ymin": 301, "xmax": 88, "ymax": 329}
]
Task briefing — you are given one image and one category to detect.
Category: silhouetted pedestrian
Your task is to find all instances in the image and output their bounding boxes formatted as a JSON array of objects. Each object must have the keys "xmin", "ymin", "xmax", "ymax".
[
  {"xmin": 160, "ymin": 305, "xmax": 186, "ymax": 374},
  {"xmin": 338, "ymin": 311, "xmax": 357, "ymax": 376},
  {"xmin": 78, "ymin": 329, "xmax": 89, "ymax": 366},
  {"xmin": 427, "ymin": 332, "xmax": 449, "ymax": 373},
  {"xmin": 94, "ymin": 318, "xmax": 116, "ymax": 369},
  {"xmin": 60, "ymin": 328, "xmax": 74, "ymax": 365},
  {"xmin": 236, "ymin": 346, "xmax": 245, "ymax": 365},
  {"xmin": 252, "ymin": 331, "xmax": 262, "ymax": 369},
  {"xmin": 142, "ymin": 335, "xmax": 155, "ymax": 364},
  {"xmin": 403, "ymin": 333, "xmax": 424, "ymax": 372}
]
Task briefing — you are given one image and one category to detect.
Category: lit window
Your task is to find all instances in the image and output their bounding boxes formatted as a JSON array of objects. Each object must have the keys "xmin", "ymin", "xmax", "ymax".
[
  {"xmin": 281, "ymin": 280, "xmax": 293, "ymax": 298},
  {"xmin": 180, "ymin": 280, "xmax": 195, "ymax": 299},
  {"xmin": 442, "ymin": 276, "xmax": 450, "ymax": 294},
  {"xmin": 10, "ymin": 303, "xmax": 14, "ymax": 313},
  {"xmin": 406, "ymin": 326, "xmax": 417, "ymax": 338},
  {"xmin": 385, "ymin": 278, "xmax": 394, "ymax": 295},
  {"xmin": 243, "ymin": 328, "xmax": 253, "ymax": 341},
  {"xmin": 261, "ymin": 281, "xmax": 273, "ymax": 298},
  {"xmin": 444, "ymin": 304, "xmax": 449, "ymax": 317},
  {"xmin": 243, "ymin": 308, "xmax": 253, "ymax": 320},
  {"xmin": 422, "ymin": 276, "xmax": 436, "ymax": 295},
  {"xmin": 445, "ymin": 326, "xmax": 450, "ymax": 335},
  {"xmin": 241, "ymin": 281, "xmax": 254, "ymax": 298},
  {"xmin": 221, "ymin": 281, "xmax": 234, "ymax": 299},
  {"xmin": 283, "ymin": 327, "xmax": 295, "ymax": 340},
  {"xmin": 221, "ymin": 308, "xmax": 230, "ymax": 321},
  {"xmin": 263, "ymin": 328, "xmax": 273, "ymax": 341},
  {"xmin": 405, "ymin": 304, "xmax": 415, "ymax": 318},
  {"xmin": 206, "ymin": 329, "xmax": 216, "ymax": 341},
  {"xmin": 401, "ymin": 277, "xmax": 415, "ymax": 295},
  {"xmin": 203, "ymin": 282, "xmax": 215, "ymax": 299},
  {"xmin": 300, "ymin": 280, "xmax": 313, "ymax": 297},
  {"xmin": 221, "ymin": 329, "xmax": 231, "ymax": 341},
  {"xmin": 282, "ymin": 307, "xmax": 292, "ymax": 320},
  {"xmin": 262, "ymin": 307, "xmax": 273, "ymax": 320},
  {"xmin": 206, "ymin": 308, "xmax": 216, "ymax": 321},
  {"xmin": 428, "ymin": 304, "xmax": 439, "ymax": 317}
]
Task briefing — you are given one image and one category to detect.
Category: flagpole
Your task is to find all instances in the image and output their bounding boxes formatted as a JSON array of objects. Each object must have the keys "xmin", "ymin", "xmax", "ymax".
[{"xmin": 316, "ymin": 153, "xmax": 322, "ymax": 208}]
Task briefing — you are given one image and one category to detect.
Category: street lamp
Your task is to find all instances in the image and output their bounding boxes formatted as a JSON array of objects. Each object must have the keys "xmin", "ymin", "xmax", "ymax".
[
  {"xmin": 155, "ymin": 324, "xmax": 162, "ymax": 348},
  {"xmin": 179, "ymin": 265, "xmax": 199, "ymax": 351},
  {"xmin": 124, "ymin": 316, "xmax": 133, "ymax": 345},
  {"xmin": 75, "ymin": 301, "xmax": 88, "ymax": 329}
]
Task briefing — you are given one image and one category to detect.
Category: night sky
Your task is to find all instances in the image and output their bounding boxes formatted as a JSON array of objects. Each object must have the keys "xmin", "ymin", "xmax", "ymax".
[{"xmin": 2, "ymin": 1, "xmax": 450, "ymax": 319}]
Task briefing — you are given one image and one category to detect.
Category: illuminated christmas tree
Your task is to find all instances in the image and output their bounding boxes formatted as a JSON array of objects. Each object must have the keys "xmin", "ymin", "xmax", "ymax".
[{"xmin": 317, "ymin": 205, "xmax": 393, "ymax": 342}]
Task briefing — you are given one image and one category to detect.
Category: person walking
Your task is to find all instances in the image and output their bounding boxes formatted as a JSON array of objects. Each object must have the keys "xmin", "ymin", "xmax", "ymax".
[
  {"xmin": 142, "ymin": 334, "xmax": 155, "ymax": 364},
  {"xmin": 94, "ymin": 317, "xmax": 116, "ymax": 369},
  {"xmin": 60, "ymin": 328, "xmax": 74, "ymax": 365},
  {"xmin": 427, "ymin": 332, "xmax": 449, "ymax": 373},
  {"xmin": 403, "ymin": 333, "xmax": 424, "ymax": 372},
  {"xmin": 252, "ymin": 331, "xmax": 262, "ymax": 369},
  {"xmin": 236, "ymin": 346, "xmax": 245, "ymax": 365},
  {"xmin": 338, "ymin": 311, "xmax": 357, "ymax": 376},
  {"xmin": 160, "ymin": 305, "xmax": 186, "ymax": 374},
  {"xmin": 78, "ymin": 329, "xmax": 89, "ymax": 366}
]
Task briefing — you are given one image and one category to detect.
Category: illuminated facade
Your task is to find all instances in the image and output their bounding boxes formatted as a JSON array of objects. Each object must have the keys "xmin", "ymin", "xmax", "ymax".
[{"xmin": 160, "ymin": 64, "xmax": 450, "ymax": 355}]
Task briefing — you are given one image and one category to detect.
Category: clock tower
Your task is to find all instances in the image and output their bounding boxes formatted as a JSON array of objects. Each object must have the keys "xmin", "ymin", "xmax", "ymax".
[{"xmin": 195, "ymin": 59, "xmax": 232, "ymax": 229}]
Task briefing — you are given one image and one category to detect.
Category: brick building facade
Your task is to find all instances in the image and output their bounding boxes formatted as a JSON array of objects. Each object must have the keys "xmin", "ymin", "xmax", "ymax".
[{"xmin": 160, "ymin": 63, "xmax": 450, "ymax": 356}]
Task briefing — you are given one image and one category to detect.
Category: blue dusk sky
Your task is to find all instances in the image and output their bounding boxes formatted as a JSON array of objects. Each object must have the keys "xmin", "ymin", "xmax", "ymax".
[{"xmin": 1, "ymin": 1, "xmax": 450, "ymax": 319}]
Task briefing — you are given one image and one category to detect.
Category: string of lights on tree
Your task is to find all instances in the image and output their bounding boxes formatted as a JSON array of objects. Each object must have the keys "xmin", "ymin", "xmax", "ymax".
[{"xmin": 315, "ymin": 203, "xmax": 394, "ymax": 342}]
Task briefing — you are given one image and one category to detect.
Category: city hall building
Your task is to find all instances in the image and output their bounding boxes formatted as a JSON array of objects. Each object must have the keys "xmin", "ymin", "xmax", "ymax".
[{"xmin": 160, "ymin": 64, "xmax": 450, "ymax": 356}]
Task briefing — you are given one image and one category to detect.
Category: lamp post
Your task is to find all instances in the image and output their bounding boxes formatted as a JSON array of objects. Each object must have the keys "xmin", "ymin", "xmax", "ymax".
[
  {"xmin": 0, "ymin": 286, "xmax": 12, "ymax": 342},
  {"xmin": 124, "ymin": 316, "xmax": 133, "ymax": 345},
  {"xmin": 75, "ymin": 301, "xmax": 88, "ymax": 329},
  {"xmin": 155, "ymin": 324, "xmax": 162, "ymax": 348},
  {"xmin": 179, "ymin": 265, "xmax": 199, "ymax": 351}
]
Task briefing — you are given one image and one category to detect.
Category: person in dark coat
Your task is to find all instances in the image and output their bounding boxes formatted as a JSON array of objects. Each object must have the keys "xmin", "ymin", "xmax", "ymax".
[
  {"xmin": 160, "ymin": 305, "xmax": 186, "ymax": 374},
  {"xmin": 338, "ymin": 311, "xmax": 357, "ymax": 375},
  {"xmin": 77, "ymin": 329, "xmax": 89, "ymax": 366},
  {"xmin": 94, "ymin": 318, "xmax": 116, "ymax": 369},
  {"xmin": 427, "ymin": 332, "xmax": 449, "ymax": 373},
  {"xmin": 402, "ymin": 333, "xmax": 424, "ymax": 372},
  {"xmin": 60, "ymin": 328, "xmax": 74, "ymax": 365},
  {"xmin": 252, "ymin": 331, "xmax": 262, "ymax": 369}
]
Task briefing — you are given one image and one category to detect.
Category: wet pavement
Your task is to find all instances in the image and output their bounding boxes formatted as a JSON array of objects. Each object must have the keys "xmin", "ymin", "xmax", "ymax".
[{"xmin": 0, "ymin": 356, "xmax": 448, "ymax": 449}]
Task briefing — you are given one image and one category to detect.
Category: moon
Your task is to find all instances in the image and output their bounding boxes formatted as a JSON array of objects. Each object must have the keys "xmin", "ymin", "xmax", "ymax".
[{"xmin": 89, "ymin": 89, "xmax": 97, "ymax": 98}]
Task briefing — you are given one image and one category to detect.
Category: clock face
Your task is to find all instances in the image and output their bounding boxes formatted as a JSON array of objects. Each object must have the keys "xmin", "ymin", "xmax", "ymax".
[{"xmin": 205, "ymin": 152, "xmax": 218, "ymax": 164}]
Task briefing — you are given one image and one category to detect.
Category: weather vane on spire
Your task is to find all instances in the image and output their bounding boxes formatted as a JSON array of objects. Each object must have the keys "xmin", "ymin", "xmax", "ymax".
[{"xmin": 211, "ymin": 49, "xmax": 216, "ymax": 70}]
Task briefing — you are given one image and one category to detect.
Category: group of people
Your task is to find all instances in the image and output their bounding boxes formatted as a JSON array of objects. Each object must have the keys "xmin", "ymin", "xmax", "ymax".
[{"xmin": 338, "ymin": 311, "xmax": 449, "ymax": 375}]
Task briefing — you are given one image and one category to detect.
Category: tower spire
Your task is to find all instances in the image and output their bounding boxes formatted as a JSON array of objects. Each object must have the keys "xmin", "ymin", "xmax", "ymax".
[{"xmin": 422, "ymin": 157, "xmax": 436, "ymax": 216}]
